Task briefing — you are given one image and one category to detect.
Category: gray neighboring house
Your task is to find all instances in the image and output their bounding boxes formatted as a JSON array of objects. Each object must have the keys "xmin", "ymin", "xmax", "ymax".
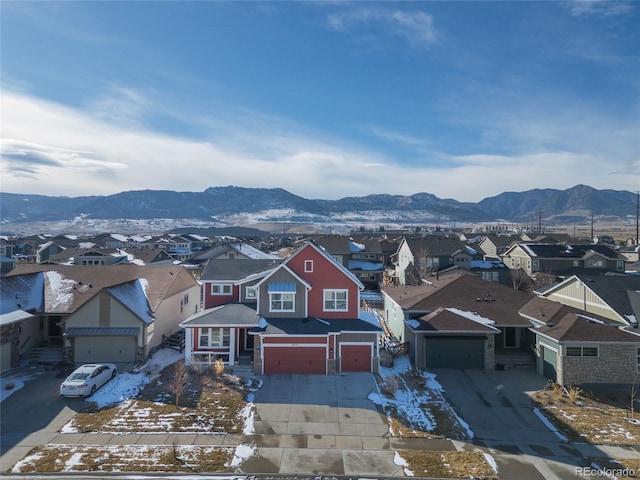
[
  {"xmin": 1, "ymin": 264, "xmax": 200, "ymax": 367},
  {"xmin": 519, "ymin": 296, "xmax": 640, "ymax": 386},
  {"xmin": 382, "ymin": 271, "xmax": 535, "ymax": 370}
]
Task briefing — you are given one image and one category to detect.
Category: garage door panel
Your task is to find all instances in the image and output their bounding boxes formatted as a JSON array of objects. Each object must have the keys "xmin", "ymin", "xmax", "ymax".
[
  {"xmin": 340, "ymin": 344, "xmax": 372, "ymax": 372},
  {"xmin": 426, "ymin": 337, "xmax": 485, "ymax": 369},
  {"xmin": 75, "ymin": 337, "xmax": 136, "ymax": 363},
  {"xmin": 542, "ymin": 347, "xmax": 557, "ymax": 382},
  {"xmin": 1, "ymin": 342, "xmax": 13, "ymax": 373},
  {"xmin": 264, "ymin": 346, "xmax": 326, "ymax": 374}
]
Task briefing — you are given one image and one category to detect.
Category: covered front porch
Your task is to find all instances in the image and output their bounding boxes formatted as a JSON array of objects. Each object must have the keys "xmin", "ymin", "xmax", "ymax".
[{"xmin": 180, "ymin": 303, "xmax": 262, "ymax": 367}]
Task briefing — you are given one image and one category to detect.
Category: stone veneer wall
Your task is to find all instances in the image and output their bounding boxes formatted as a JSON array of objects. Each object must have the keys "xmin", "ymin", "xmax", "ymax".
[
  {"xmin": 485, "ymin": 335, "xmax": 496, "ymax": 370},
  {"xmin": 1, "ymin": 323, "xmax": 20, "ymax": 370},
  {"xmin": 253, "ymin": 336, "xmax": 263, "ymax": 375},
  {"xmin": 562, "ymin": 344, "xmax": 638, "ymax": 386}
]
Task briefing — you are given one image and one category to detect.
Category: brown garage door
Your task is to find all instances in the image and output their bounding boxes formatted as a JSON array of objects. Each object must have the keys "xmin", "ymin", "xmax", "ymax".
[
  {"xmin": 340, "ymin": 344, "xmax": 372, "ymax": 372},
  {"xmin": 264, "ymin": 346, "xmax": 326, "ymax": 374}
]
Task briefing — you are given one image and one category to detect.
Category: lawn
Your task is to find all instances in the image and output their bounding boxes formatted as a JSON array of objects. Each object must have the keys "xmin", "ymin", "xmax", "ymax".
[{"xmin": 531, "ymin": 382, "xmax": 640, "ymax": 445}]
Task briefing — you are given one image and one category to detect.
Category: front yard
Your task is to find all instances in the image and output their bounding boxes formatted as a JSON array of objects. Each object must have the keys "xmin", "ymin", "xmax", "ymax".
[
  {"xmin": 531, "ymin": 381, "xmax": 640, "ymax": 445},
  {"xmin": 8, "ymin": 350, "xmax": 640, "ymax": 478}
]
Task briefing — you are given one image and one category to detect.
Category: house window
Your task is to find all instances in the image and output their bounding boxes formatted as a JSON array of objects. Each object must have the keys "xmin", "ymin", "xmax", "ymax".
[
  {"xmin": 199, "ymin": 328, "xmax": 230, "ymax": 348},
  {"xmin": 270, "ymin": 293, "xmax": 295, "ymax": 312},
  {"xmin": 586, "ymin": 258, "xmax": 604, "ymax": 268},
  {"xmin": 245, "ymin": 286, "xmax": 257, "ymax": 299},
  {"xmin": 324, "ymin": 289, "xmax": 348, "ymax": 311},
  {"xmin": 566, "ymin": 346, "xmax": 598, "ymax": 357},
  {"xmin": 211, "ymin": 284, "xmax": 232, "ymax": 295},
  {"xmin": 305, "ymin": 260, "xmax": 314, "ymax": 272},
  {"xmin": 617, "ymin": 261, "xmax": 624, "ymax": 272}
]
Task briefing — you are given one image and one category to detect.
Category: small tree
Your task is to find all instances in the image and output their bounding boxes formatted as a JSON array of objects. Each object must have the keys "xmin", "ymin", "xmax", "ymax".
[
  {"xmin": 168, "ymin": 361, "xmax": 189, "ymax": 408},
  {"xmin": 630, "ymin": 376, "xmax": 639, "ymax": 421}
]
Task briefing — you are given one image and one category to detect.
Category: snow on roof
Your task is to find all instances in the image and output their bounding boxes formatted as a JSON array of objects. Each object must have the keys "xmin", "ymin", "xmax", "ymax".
[
  {"xmin": 232, "ymin": 243, "xmax": 280, "ymax": 260},
  {"xmin": 446, "ymin": 307, "xmax": 495, "ymax": 326},
  {"xmin": 406, "ymin": 319, "xmax": 421, "ymax": 329},
  {"xmin": 470, "ymin": 260, "xmax": 506, "ymax": 269},
  {"xmin": 108, "ymin": 279, "xmax": 154, "ymax": 324},
  {"xmin": 44, "ymin": 271, "xmax": 75, "ymax": 312},
  {"xmin": 349, "ymin": 240, "xmax": 365, "ymax": 252},
  {"xmin": 520, "ymin": 244, "xmax": 538, "ymax": 257},
  {"xmin": 348, "ymin": 260, "xmax": 384, "ymax": 271},
  {"xmin": 358, "ymin": 310, "xmax": 381, "ymax": 328},
  {"xmin": 464, "ymin": 245, "xmax": 477, "ymax": 255},
  {"xmin": 1, "ymin": 273, "xmax": 44, "ymax": 314}
]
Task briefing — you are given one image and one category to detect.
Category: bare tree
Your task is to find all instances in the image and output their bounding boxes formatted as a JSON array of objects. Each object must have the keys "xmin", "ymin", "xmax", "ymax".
[
  {"xmin": 167, "ymin": 361, "xmax": 190, "ymax": 408},
  {"xmin": 509, "ymin": 268, "xmax": 532, "ymax": 292},
  {"xmin": 630, "ymin": 376, "xmax": 639, "ymax": 422}
]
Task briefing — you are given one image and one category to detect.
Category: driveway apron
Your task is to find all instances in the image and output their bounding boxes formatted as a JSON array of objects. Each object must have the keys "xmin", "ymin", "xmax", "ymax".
[{"xmin": 248, "ymin": 373, "xmax": 402, "ymax": 476}]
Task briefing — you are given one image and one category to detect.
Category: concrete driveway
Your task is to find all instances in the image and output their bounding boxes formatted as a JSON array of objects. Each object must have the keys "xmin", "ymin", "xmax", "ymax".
[
  {"xmin": 1, "ymin": 364, "xmax": 84, "ymax": 472},
  {"xmin": 432, "ymin": 367, "xmax": 598, "ymax": 480},
  {"xmin": 244, "ymin": 372, "xmax": 404, "ymax": 476}
]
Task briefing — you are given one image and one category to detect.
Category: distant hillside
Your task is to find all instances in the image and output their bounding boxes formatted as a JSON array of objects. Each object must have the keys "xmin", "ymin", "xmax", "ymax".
[
  {"xmin": 477, "ymin": 185, "xmax": 636, "ymax": 222},
  {"xmin": 0, "ymin": 184, "xmax": 635, "ymax": 227}
]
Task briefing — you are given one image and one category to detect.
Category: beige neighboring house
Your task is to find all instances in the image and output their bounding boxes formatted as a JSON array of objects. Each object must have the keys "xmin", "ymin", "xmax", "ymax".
[{"xmin": 1, "ymin": 264, "xmax": 200, "ymax": 366}]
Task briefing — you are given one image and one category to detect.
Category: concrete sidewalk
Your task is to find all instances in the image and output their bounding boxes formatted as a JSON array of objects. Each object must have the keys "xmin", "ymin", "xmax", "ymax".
[{"xmin": 44, "ymin": 430, "xmax": 640, "ymax": 478}]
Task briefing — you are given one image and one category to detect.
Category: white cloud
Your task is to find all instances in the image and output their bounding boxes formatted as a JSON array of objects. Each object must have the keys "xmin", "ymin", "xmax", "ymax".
[
  {"xmin": 1, "ymin": 90, "xmax": 636, "ymax": 203},
  {"xmin": 567, "ymin": 0, "xmax": 634, "ymax": 17},
  {"xmin": 327, "ymin": 8, "xmax": 436, "ymax": 48}
]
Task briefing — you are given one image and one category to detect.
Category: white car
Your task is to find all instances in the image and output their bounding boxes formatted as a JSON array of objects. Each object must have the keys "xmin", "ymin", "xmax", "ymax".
[{"xmin": 60, "ymin": 363, "xmax": 117, "ymax": 397}]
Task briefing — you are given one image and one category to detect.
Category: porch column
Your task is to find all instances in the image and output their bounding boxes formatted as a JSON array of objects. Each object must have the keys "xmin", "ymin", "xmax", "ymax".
[
  {"xmin": 229, "ymin": 328, "xmax": 235, "ymax": 366},
  {"xmin": 184, "ymin": 328, "xmax": 192, "ymax": 366}
]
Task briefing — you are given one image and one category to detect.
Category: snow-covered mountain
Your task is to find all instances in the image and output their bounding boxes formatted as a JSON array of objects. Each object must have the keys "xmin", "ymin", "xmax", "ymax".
[{"xmin": 0, "ymin": 185, "xmax": 635, "ymax": 230}]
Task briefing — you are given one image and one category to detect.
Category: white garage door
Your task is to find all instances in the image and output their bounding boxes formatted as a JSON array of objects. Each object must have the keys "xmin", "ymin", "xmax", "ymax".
[{"xmin": 74, "ymin": 336, "xmax": 136, "ymax": 363}]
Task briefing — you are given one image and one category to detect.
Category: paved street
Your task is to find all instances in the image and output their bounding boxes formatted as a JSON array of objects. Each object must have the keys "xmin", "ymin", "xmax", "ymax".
[{"xmin": 2, "ymin": 365, "xmax": 640, "ymax": 479}]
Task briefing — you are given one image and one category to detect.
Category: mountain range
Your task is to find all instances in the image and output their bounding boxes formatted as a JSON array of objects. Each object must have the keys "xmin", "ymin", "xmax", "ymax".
[{"xmin": 0, "ymin": 185, "xmax": 636, "ymax": 229}]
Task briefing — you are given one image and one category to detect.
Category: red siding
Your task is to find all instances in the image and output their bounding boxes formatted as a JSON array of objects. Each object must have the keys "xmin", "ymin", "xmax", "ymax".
[
  {"xmin": 286, "ymin": 244, "xmax": 360, "ymax": 319},
  {"xmin": 203, "ymin": 283, "xmax": 239, "ymax": 309}
]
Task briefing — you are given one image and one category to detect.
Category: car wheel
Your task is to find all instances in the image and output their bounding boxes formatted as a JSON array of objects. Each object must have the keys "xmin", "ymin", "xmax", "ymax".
[
  {"xmin": 90, "ymin": 384, "xmax": 97, "ymax": 396},
  {"xmin": 111, "ymin": 370, "xmax": 117, "ymax": 379}
]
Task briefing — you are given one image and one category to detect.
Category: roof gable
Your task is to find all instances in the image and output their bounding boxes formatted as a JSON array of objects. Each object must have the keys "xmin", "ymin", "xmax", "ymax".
[{"xmin": 284, "ymin": 241, "xmax": 364, "ymax": 289}]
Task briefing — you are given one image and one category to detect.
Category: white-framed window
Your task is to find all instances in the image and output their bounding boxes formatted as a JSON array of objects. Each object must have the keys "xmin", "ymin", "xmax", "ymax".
[
  {"xmin": 269, "ymin": 292, "xmax": 295, "ymax": 312},
  {"xmin": 211, "ymin": 284, "xmax": 232, "ymax": 295},
  {"xmin": 245, "ymin": 286, "xmax": 257, "ymax": 299},
  {"xmin": 323, "ymin": 289, "xmax": 348, "ymax": 312},
  {"xmin": 199, "ymin": 328, "xmax": 230, "ymax": 348},
  {"xmin": 305, "ymin": 260, "xmax": 314, "ymax": 272},
  {"xmin": 566, "ymin": 346, "xmax": 598, "ymax": 357}
]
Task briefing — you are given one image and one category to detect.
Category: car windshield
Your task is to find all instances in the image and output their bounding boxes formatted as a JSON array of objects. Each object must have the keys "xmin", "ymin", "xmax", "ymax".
[{"xmin": 68, "ymin": 373, "xmax": 90, "ymax": 381}]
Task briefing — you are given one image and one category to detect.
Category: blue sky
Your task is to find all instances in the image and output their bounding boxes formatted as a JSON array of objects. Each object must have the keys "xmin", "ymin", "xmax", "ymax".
[{"xmin": 1, "ymin": 1, "xmax": 638, "ymax": 202}]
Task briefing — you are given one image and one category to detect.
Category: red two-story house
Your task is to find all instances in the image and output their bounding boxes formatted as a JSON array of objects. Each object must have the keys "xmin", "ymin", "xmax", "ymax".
[{"xmin": 181, "ymin": 241, "xmax": 382, "ymax": 375}]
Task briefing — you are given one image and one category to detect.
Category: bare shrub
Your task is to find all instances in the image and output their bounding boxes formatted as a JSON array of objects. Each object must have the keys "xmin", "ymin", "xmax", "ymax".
[
  {"xmin": 4, "ymin": 382, "xmax": 15, "ymax": 390},
  {"xmin": 213, "ymin": 358, "xmax": 225, "ymax": 376},
  {"xmin": 547, "ymin": 381, "xmax": 564, "ymax": 400},
  {"xmin": 566, "ymin": 386, "xmax": 582, "ymax": 403},
  {"xmin": 380, "ymin": 375, "xmax": 402, "ymax": 398}
]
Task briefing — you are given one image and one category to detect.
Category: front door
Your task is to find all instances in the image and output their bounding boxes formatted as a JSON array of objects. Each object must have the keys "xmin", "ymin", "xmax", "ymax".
[{"xmin": 504, "ymin": 328, "xmax": 517, "ymax": 348}]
